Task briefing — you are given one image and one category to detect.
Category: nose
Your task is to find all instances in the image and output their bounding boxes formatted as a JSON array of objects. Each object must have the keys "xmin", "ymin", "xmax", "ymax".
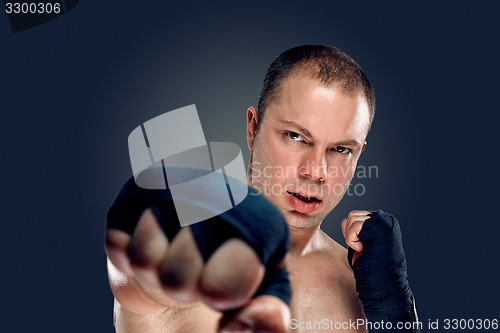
[{"xmin": 298, "ymin": 148, "xmax": 327, "ymax": 182}]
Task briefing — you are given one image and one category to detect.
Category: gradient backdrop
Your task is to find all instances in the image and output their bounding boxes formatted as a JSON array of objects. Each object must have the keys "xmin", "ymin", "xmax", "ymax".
[{"xmin": 1, "ymin": 1, "xmax": 499, "ymax": 332}]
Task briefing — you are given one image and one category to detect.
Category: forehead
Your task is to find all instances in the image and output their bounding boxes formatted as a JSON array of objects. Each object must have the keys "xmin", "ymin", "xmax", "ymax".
[{"xmin": 264, "ymin": 73, "xmax": 371, "ymax": 142}]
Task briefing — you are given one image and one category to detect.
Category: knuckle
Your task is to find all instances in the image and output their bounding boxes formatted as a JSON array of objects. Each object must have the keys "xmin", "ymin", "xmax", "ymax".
[
  {"xmin": 349, "ymin": 209, "xmax": 362, "ymax": 216},
  {"xmin": 127, "ymin": 240, "xmax": 152, "ymax": 267},
  {"xmin": 347, "ymin": 234, "xmax": 358, "ymax": 243},
  {"xmin": 105, "ymin": 229, "xmax": 130, "ymax": 252},
  {"xmin": 127, "ymin": 218, "xmax": 168, "ymax": 268},
  {"xmin": 160, "ymin": 229, "xmax": 202, "ymax": 290},
  {"xmin": 160, "ymin": 257, "xmax": 190, "ymax": 289},
  {"xmin": 159, "ymin": 252, "xmax": 203, "ymax": 304},
  {"xmin": 200, "ymin": 239, "xmax": 263, "ymax": 311}
]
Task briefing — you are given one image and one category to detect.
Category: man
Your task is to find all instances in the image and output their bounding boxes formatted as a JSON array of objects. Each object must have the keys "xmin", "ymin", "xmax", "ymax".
[{"xmin": 106, "ymin": 45, "xmax": 418, "ymax": 332}]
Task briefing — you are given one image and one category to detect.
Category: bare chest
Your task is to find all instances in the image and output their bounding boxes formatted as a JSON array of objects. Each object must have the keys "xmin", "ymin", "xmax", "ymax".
[{"xmin": 288, "ymin": 259, "xmax": 366, "ymax": 333}]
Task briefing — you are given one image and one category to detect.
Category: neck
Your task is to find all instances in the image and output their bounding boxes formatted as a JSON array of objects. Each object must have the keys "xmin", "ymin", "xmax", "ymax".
[{"xmin": 288, "ymin": 222, "xmax": 323, "ymax": 258}]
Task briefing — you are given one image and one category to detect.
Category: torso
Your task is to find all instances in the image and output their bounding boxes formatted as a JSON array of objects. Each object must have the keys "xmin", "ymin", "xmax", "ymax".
[
  {"xmin": 287, "ymin": 230, "xmax": 366, "ymax": 332},
  {"xmin": 115, "ymin": 231, "xmax": 366, "ymax": 333}
]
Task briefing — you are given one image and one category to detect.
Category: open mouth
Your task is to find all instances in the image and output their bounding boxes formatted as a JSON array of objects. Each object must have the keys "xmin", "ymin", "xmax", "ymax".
[{"xmin": 287, "ymin": 191, "xmax": 321, "ymax": 203}]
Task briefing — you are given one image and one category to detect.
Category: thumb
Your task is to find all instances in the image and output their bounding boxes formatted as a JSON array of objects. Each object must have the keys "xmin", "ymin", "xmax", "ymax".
[
  {"xmin": 347, "ymin": 246, "xmax": 362, "ymax": 266},
  {"xmin": 219, "ymin": 295, "xmax": 290, "ymax": 333}
]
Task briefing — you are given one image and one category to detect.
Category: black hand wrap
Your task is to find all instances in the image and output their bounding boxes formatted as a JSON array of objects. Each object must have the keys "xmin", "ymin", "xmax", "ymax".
[
  {"xmin": 348, "ymin": 210, "xmax": 420, "ymax": 332},
  {"xmin": 107, "ymin": 169, "xmax": 291, "ymax": 305}
]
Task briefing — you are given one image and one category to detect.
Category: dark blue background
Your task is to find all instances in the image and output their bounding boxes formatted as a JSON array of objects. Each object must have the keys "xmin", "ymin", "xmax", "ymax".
[{"xmin": 1, "ymin": 1, "xmax": 499, "ymax": 332}]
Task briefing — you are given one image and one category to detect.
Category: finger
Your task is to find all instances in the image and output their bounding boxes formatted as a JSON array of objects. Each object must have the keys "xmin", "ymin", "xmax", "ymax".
[
  {"xmin": 105, "ymin": 228, "xmax": 133, "ymax": 276},
  {"xmin": 345, "ymin": 220, "xmax": 365, "ymax": 253},
  {"xmin": 347, "ymin": 210, "xmax": 371, "ymax": 219},
  {"xmin": 218, "ymin": 295, "xmax": 290, "ymax": 333},
  {"xmin": 128, "ymin": 208, "xmax": 169, "ymax": 286},
  {"xmin": 159, "ymin": 227, "xmax": 204, "ymax": 304},
  {"xmin": 200, "ymin": 239, "xmax": 264, "ymax": 311},
  {"xmin": 345, "ymin": 213, "xmax": 372, "ymax": 232},
  {"xmin": 351, "ymin": 251, "xmax": 362, "ymax": 265},
  {"xmin": 345, "ymin": 210, "xmax": 371, "ymax": 229}
]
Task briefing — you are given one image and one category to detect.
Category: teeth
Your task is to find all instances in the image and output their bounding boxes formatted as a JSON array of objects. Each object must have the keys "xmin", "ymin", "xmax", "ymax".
[
  {"xmin": 297, "ymin": 193, "xmax": 309, "ymax": 201},
  {"xmin": 293, "ymin": 193, "xmax": 315, "ymax": 203}
]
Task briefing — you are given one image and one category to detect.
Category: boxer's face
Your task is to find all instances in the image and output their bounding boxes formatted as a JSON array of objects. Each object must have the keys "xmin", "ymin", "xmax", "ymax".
[{"xmin": 247, "ymin": 72, "xmax": 370, "ymax": 229}]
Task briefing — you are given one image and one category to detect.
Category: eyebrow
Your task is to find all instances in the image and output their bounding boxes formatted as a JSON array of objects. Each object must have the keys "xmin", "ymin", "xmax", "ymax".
[
  {"xmin": 278, "ymin": 119, "xmax": 363, "ymax": 148},
  {"xmin": 279, "ymin": 119, "xmax": 313, "ymax": 139}
]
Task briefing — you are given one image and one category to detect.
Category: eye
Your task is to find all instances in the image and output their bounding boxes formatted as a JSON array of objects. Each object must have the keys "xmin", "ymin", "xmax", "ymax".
[
  {"xmin": 286, "ymin": 131, "xmax": 305, "ymax": 142},
  {"xmin": 334, "ymin": 146, "xmax": 351, "ymax": 154}
]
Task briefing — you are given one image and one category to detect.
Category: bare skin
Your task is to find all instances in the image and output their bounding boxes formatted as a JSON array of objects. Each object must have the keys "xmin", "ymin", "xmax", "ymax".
[
  {"xmin": 106, "ymin": 70, "xmax": 373, "ymax": 332},
  {"xmin": 287, "ymin": 230, "xmax": 365, "ymax": 332}
]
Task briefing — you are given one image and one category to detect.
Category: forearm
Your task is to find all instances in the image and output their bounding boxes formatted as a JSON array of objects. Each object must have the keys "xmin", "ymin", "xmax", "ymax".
[
  {"xmin": 362, "ymin": 295, "xmax": 420, "ymax": 332},
  {"xmin": 346, "ymin": 211, "xmax": 420, "ymax": 333}
]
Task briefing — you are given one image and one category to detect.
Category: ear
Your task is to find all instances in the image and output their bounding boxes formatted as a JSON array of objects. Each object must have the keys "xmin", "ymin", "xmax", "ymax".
[
  {"xmin": 361, "ymin": 141, "xmax": 367, "ymax": 153},
  {"xmin": 246, "ymin": 106, "xmax": 259, "ymax": 151}
]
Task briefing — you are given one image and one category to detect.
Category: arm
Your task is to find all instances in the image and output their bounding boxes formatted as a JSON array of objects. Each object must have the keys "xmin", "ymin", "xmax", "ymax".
[
  {"xmin": 342, "ymin": 210, "xmax": 420, "ymax": 333},
  {"xmin": 105, "ymin": 172, "xmax": 292, "ymax": 332}
]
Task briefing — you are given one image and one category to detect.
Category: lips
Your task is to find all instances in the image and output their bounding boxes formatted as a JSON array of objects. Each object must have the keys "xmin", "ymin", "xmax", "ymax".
[{"xmin": 286, "ymin": 191, "xmax": 321, "ymax": 214}]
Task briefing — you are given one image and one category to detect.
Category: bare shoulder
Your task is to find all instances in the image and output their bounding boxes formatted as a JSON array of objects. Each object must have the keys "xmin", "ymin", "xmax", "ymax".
[
  {"xmin": 317, "ymin": 229, "xmax": 352, "ymax": 272},
  {"xmin": 288, "ymin": 229, "xmax": 352, "ymax": 280}
]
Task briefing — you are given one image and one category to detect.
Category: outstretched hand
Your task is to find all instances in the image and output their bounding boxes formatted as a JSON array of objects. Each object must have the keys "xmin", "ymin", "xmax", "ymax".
[{"xmin": 106, "ymin": 171, "xmax": 291, "ymax": 333}]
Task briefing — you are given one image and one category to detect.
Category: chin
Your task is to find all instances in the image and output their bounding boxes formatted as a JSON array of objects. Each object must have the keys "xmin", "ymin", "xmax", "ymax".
[{"xmin": 283, "ymin": 211, "xmax": 323, "ymax": 230}]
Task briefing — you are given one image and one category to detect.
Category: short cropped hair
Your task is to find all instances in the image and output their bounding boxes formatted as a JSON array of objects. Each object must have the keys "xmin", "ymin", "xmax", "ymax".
[{"xmin": 257, "ymin": 45, "xmax": 375, "ymax": 130}]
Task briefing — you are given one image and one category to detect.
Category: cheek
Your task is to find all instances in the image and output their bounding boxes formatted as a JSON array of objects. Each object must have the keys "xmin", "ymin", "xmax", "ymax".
[
  {"xmin": 253, "ymin": 133, "xmax": 296, "ymax": 176},
  {"xmin": 324, "ymin": 158, "xmax": 360, "ymax": 195},
  {"xmin": 250, "ymin": 139, "xmax": 282, "ymax": 188},
  {"xmin": 327, "ymin": 156, "xmax": 356, "ymax": 179}
]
